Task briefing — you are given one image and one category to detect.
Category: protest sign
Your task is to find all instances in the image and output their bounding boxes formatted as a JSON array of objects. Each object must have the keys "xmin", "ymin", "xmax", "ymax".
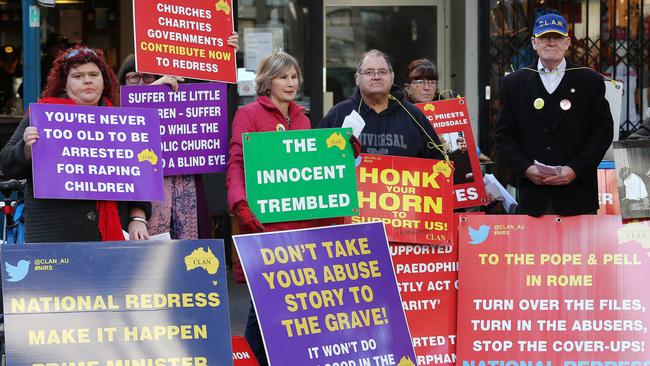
[
  {"xmin": 1, "ymin": 239, "xmax": 232, "ymax": 366},
  {"xmin": 121, "ymin": 83, "xmax": 228, "ymax": 175},
  {"xmin": 416, "ymin": 99, "xmax": 488, "ymax": 208},
  {"xmin": 613, "ymin": 140, "xmax": 650, "ymax": 219},
  {"xmin": 133, "ymin": 0, "xmax": 236, "ymax": 83},
  {"xmin": 389, "ymin": 213, "xmax": 479, "ymax": 366},
  {"xmin": 602, "ymin": 80, "xmax": 623, "ymax": 161},
  {"xmin": 597, "ymin": 162, "xmax": 621, "ymax": 215},
  {"xmin": 30, "ymin": 104, "xmax": 164, "ymax": 201},
  {"xmin": 351, "ymin": 154, "xmax": 453, "ymax": 245},
  {"xmin": 233, "ymin": 222, "xmax": 417, "ymax": 366},
  {"xmin": 457, "ymin": 215, "xmax": 650, "ymax": 365},
  {"xmin": 243, "ymin": 128, "xmax": 358, "ymax": 223},
  {"xmin": 232, "ymin": 336, "xmax": 259, "ymax": 366}
]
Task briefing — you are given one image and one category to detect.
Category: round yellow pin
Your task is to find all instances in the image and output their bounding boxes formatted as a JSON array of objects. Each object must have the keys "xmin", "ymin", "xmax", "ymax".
[{"xmin": 534, "ymin": 98, "xmax": 545, "ymax": 110}]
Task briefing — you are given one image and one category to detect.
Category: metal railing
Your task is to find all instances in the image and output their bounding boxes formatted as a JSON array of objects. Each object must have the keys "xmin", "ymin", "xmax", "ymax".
[{"xmin": 480, "ymin": 0, "xmax": 650, "ymax": 153}]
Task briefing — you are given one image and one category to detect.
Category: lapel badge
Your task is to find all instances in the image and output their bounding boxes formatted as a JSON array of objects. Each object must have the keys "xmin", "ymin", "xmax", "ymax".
[
  {"xmin": 570, "ymin": 88, "xmax": 576, "ymax": 93},
  {"xmin": 560, "ymin": 99, "xmax": 572, "ymax": 111},
  {"xmin": 276, "ymin": 123, "xmax": 286, "ymax": 132},
  {"xmin": 534, "ymin": 98, "xmax": 545, "ymax": 110}
]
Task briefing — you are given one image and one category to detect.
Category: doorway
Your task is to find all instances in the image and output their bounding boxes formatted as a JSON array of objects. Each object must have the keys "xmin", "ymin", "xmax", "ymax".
[{"xmin": 323, "ymin": 0, "xmax": 449, "ymax": 108}]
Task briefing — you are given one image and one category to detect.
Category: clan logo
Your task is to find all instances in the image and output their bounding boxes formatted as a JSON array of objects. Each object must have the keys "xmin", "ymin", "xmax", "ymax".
[{"xmin": 137, "ymin": 149, "xmax": 159, "ymax": 166}]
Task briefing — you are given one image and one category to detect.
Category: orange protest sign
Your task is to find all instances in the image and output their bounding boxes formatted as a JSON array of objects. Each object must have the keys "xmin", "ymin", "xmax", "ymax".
[
  {"xmin": 350, "ymin": 154, "xmax": 454, "ymax": 245},
  {"xmin": 133, "ymin": 0, "xmax": 237, "ymax": 83},
  {"xmin": 416, "ymin": 99, "xmax": 488, "ymax": 208}
]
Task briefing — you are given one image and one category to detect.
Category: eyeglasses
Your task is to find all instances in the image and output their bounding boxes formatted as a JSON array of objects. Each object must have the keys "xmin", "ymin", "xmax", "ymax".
[
  {"xmin": 126, "ymin": 73, "xmax": 158, "ymax": 84},
  {"xmin": 358, "ymin": 69, "xmax": 391, "ymax": 77},
  {"xmin": 410, "ymin": 79, "xmax": 437, "ymax": 87},
  {"xmin": 65, "ymin": 48, "xmax": 97, "ymax": 60}
]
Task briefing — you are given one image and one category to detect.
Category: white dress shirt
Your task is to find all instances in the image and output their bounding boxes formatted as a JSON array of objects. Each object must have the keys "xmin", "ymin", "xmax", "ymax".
[{"xmin": 538, "ymin": 58, "xmax": 567, "ymax": 94}]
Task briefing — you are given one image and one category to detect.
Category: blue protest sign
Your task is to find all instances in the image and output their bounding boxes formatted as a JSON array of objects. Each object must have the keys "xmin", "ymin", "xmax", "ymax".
[{"xmin": 0, "ymin": 240, "xmax": 232, "ymax": 366}]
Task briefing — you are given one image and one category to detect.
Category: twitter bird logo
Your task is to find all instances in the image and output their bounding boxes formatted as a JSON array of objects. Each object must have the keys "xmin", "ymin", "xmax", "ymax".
[
  {"xmin": 468, "ymin": 225, "xmax": 490, "ymax": 244},
  {"xmin": 5, "ymin": 260, "xmax": 30, "ymax": 282}
]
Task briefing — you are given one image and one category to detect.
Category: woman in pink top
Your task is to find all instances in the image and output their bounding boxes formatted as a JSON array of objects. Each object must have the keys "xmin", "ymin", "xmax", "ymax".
[
  {"xmin": 227, "ymin": 52, "xmax": 342, "ymax": 234},
  {"xmin": 226, "ymin": 51, "xmax": 347, "ymax": 366}
]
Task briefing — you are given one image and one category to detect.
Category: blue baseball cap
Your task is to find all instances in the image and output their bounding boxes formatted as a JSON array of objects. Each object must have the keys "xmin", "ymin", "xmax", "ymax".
[{"xmin": 533, "ymin": 14, "xmax": 568, "ymax": 37}]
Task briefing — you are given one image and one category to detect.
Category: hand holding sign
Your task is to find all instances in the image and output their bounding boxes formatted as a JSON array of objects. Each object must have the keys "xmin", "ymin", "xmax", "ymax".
[
  {"xmin": 227, "ymin": 31, "xmax": 240, "ymax": 52},
  {"xmin": 233, "ymin": 200, "xmax": 264, "ymax": 233},
  {"xmin": 22, "ymin": 126, "xmax": 39, "ymax": 159},
  {"xmin": 29, "ymin": 104, "xmax": 164, "ymax": 202},
  {"xmin": 243, "ymin": 128, "xmax": 359, "ymax": 223},
  {"xmin": 151, "ymin": 75, "xmax": 185, "ymax": 92}
]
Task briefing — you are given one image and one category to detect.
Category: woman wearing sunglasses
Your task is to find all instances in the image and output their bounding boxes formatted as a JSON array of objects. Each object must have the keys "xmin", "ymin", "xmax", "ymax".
[{"xmin": 0, "ymin": 46, "xmax": 152, "ymax": 242}]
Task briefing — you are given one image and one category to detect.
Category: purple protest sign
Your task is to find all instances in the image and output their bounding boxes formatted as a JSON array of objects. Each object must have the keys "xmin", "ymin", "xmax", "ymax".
[
  {"xmin": 30, "ymin": 104, "xmax": 164, "ymax": 201},
  {"xmin": 233, "ymin": 222, "xmax": 417, "ymax": 366},
  {"xmin": 120, "ymin": 83, "xmax": 228, "ymax": 175}
]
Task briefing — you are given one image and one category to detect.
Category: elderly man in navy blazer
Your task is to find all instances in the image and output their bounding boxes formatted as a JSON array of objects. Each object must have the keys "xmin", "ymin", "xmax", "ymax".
[{"xmin": 495, "ymin": 13, "xmax": 613, "ymax": 216}]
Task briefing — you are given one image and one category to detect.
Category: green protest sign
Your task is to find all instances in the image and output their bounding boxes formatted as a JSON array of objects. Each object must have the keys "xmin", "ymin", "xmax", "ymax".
[{"xmin": 243, "ymin": 128, "xmax": 359, "ymax": 223}]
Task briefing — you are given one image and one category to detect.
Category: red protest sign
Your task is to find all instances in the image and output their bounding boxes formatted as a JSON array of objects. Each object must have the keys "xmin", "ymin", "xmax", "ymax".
[
  {"xmin": 232, "ymin": 336, "xmax": 259, "ymax": 366},
  {"xmin": 389, "ymin": 213, "xmax": 481, "ymax": 366},
  {"xmin": 133, "ymin": 0, "xmax": 236, "ymax": 83},
  {"xmin": 457, "ymin": 215, "xmax": 650, "ymax": 364},
  {"xmin": 416, "ymin": 99, "xmax": 487, "ymax": 208},
  {"xmin": 350, "ymin": 154, "xmax": 454, "ymax": 245},
  {"xmin": 598, "ymin": 168, "xmax": 621, "ymax": 215}
]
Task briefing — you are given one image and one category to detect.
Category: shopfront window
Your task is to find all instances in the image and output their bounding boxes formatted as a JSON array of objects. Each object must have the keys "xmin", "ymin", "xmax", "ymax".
[
  {"xmin": 42, "ymin": 1, "xmax": 120, "ymax": 66},
  {"xmin": 0, "ymin": 1, "xmax": 23, "ymax": 116},
  {"xmin": 325, "ymin": 4, "xmax": 439, "ymax": 105},
  {"xmin": 237, "ymin": 0, "xmax": 311, "ymax": 112}
]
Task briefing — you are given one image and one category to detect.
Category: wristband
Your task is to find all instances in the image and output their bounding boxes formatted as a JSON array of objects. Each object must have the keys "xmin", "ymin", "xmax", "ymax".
[{"xmin": 129, "ymin": 216, "xmax": 148, "ymax": 228}]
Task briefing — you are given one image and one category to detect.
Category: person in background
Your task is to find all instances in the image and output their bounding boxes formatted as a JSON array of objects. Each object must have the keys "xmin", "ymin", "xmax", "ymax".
[
  {"xmin": 449, "ymin": 136, "xmax": 474, "ymax": 184},
  {"xmin": 404, "ymin": 58, "xmax": 492, "ymax": 164},
  {"xmin": 118, "ymin": 55, "xmax": 185, "ymax": 91},
  {"xmin": 319, "ymin": 49, "xmax": 444, "ymax": 159},
  {"xmin": 403, "ymin": 58, "xmax": 442, "ymax": 103},
  {"xmin": 226, "ymin": 51, "xmax": 352, "ymax": 366},
  {"xmin": 41, "ymin": 33, "xmax": 69, "ymax": 89},
  {"xmin": 116, "ymin": 32, "xmax": 239, "ymax": 239},
  {"xmin": 0, "ymin": 46, "xmax": 151, "ymax": 242}
]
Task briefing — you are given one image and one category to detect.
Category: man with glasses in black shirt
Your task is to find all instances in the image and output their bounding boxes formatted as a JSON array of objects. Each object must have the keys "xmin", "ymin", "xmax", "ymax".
[{"xmin": 319, "ymin": 49, "xmax": 444, "ymax": 160}]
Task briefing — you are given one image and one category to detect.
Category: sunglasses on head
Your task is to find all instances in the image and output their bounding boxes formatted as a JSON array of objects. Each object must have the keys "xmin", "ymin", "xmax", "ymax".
[{"xmin": 65, "ymin": 48, "xmax": 97, "ymax": 60}]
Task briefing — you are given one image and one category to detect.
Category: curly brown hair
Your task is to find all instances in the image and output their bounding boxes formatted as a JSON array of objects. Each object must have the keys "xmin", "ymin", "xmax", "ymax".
[{"xmin": 41, "ymin": 46, "xmax": 119, "ymax": 105}]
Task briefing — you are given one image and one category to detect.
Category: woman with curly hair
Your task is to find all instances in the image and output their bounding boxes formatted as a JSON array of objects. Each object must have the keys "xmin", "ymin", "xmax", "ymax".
[{"xmin": 0, "ymin": 46, "xmax": 151, "ymax": 242}]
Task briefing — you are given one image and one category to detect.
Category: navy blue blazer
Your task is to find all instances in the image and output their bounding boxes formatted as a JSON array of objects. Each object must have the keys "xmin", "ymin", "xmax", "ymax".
[{"xmin": 495, "ymin": 61, "xmax": 614, "ymax": 215}]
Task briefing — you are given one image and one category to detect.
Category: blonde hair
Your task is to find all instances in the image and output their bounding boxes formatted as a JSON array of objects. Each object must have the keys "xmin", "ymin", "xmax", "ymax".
[{"xmin": 255, "ymin": 52, "xmax": 303, "ymax": 96}]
